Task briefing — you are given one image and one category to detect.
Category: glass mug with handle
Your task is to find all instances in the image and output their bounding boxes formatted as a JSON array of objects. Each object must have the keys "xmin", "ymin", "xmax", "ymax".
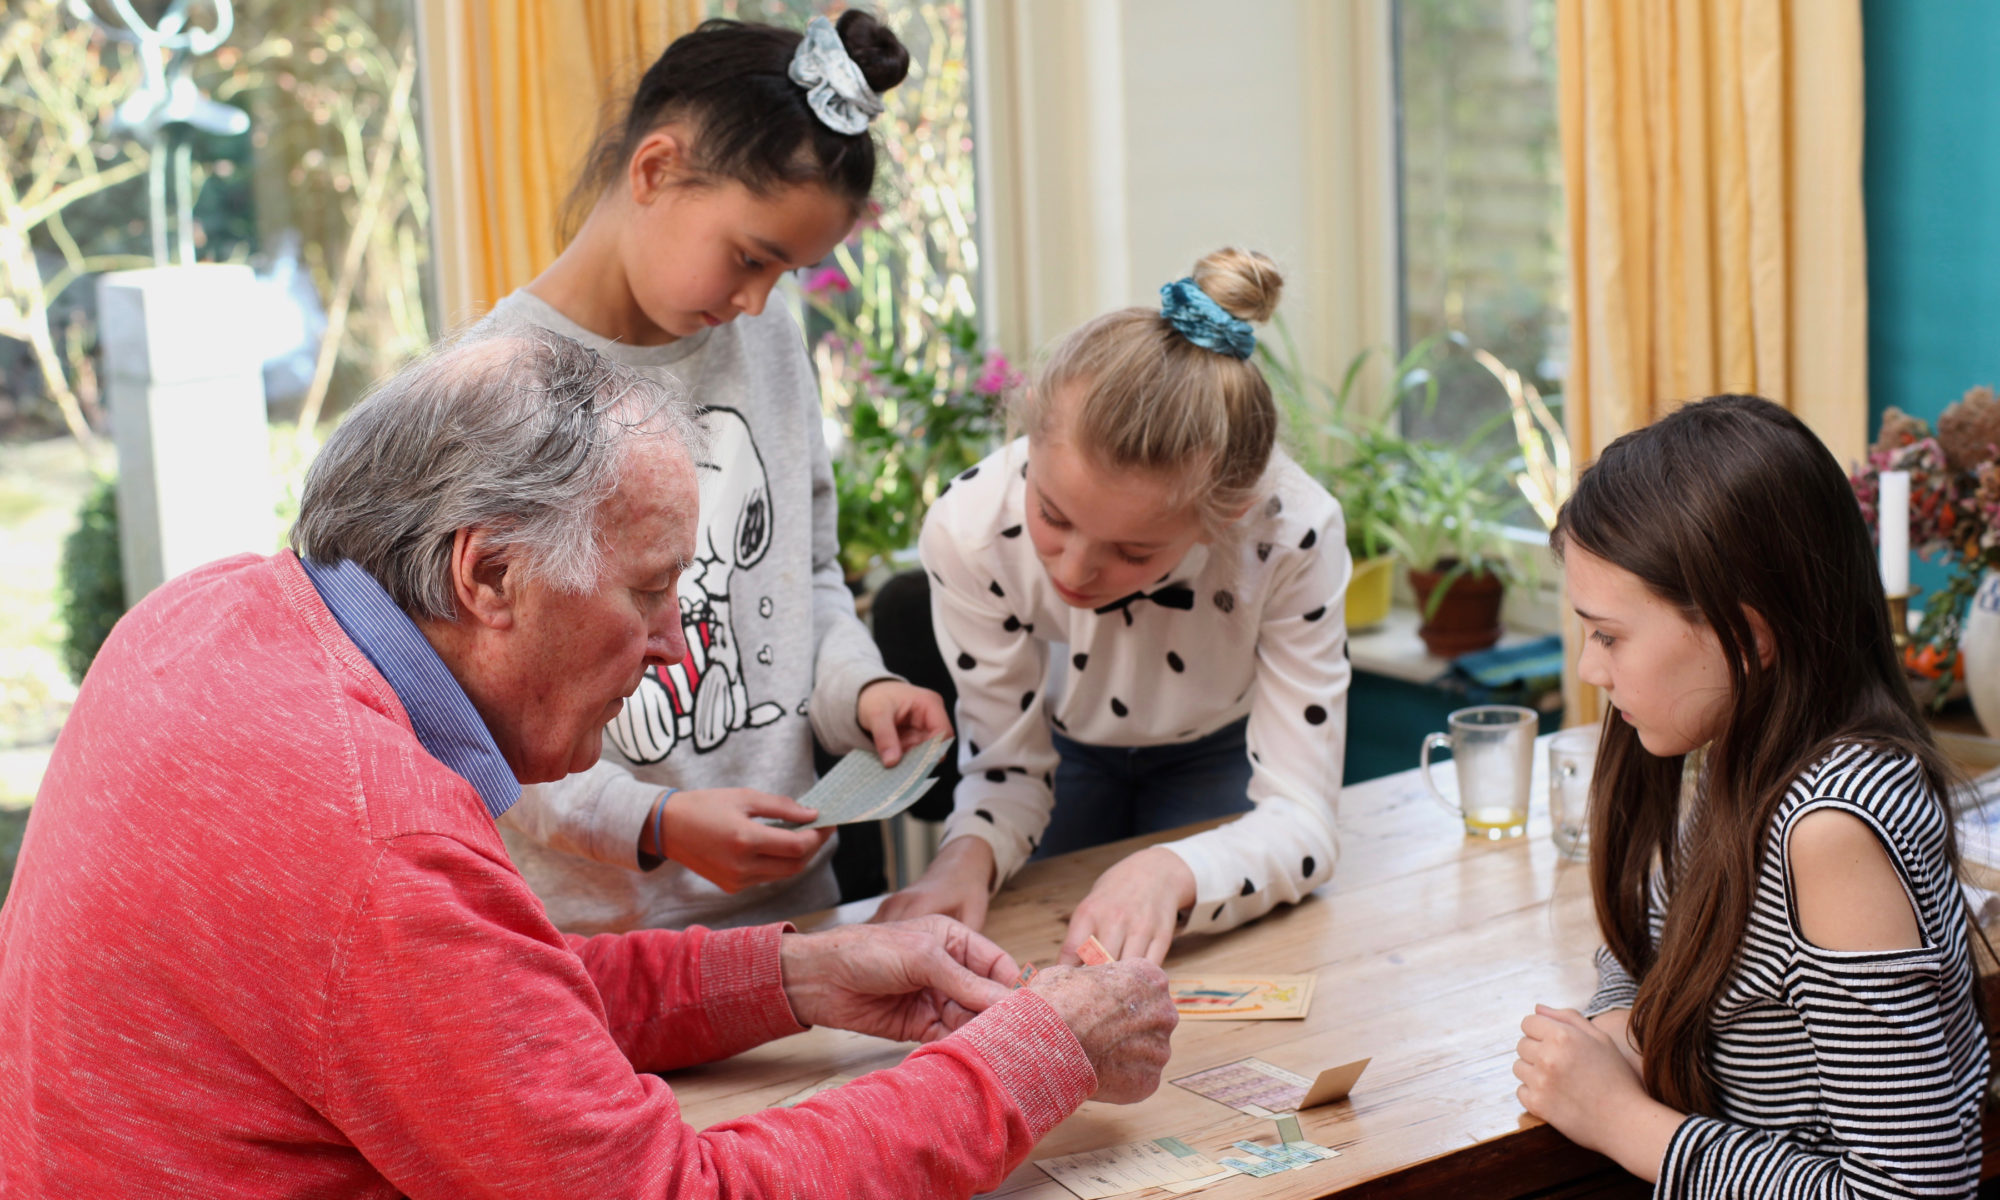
[{"xmin": 1419, "ymin": 705, "xmax": 1539, "ymax": 839}]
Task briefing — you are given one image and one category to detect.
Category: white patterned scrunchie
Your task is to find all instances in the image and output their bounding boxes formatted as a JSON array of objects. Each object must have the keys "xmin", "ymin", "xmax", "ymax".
[{"xmin": 788, "ymin": 16, "xmax": 885, "ymax": 136}]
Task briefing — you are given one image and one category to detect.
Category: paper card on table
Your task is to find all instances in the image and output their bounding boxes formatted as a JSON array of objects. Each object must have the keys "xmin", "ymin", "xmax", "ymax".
[
  {"xmin": 782, "ymin": 734, "xmax": 952, "ymax": 828},
  {"xmin": 1167, "ymin": 974, "xmax": 1315, "ymax": 1020},
  {"xmin": 1171, "ymin": 1057, "xmax": 1315, "ymax": 1119},
  {"xmin": 1034, "ymin": 1138, "xmax": 1230, "ymax": 1199},
  {"xmin": 1217, "ymin": 1138, "xmax": 1339, "ymax": 1179},
  {"xmin": 1274, "ymin": 1114, "xmax": 1304, "ymax": 1145},
  {"xmin": 1297, "ymin": 1057, "xmax": 1371, "ymax": 1108}
]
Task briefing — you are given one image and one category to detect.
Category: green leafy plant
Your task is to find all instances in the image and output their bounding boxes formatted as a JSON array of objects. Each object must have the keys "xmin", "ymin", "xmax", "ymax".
[
  {"xmin": 1262, "ymin": 326, "xmax": 1528, "ymax": 616},
  {"xmin": 56, "ymin": 476, "xmax": 121, "ymax": 682},
  {"xmin": 1260, "ymin": 325, "xmax": 1438, "ymax": 565},
  {"xmin": 810, "ymin": 296, "xmax": 1009, "ymax": 579}
]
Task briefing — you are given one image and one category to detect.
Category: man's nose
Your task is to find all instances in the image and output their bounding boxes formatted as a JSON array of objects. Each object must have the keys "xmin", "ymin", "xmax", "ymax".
[{"xmin": 650, "ymin": 615, "xmax": 688, "ymax": 668}]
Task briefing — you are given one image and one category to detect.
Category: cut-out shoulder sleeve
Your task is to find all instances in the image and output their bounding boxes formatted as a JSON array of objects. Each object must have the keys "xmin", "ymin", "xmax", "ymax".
[{"xmin": 1654, "ymin": 752, "xmax": 1985, "ymax": 1198}]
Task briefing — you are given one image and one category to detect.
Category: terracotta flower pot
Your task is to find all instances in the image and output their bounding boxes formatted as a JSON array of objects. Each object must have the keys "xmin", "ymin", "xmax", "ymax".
[{"xmin": 1408, "ymin": 562, "xmax": 1505, "ymax": 658}]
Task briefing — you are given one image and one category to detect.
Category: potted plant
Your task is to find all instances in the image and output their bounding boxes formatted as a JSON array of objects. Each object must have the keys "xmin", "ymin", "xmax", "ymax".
[
  {"xmin": 1260, "ymin": 331, "xmax": 1439, "ymax": 630},
  {"xmin": 1373, "ymin": 440, "xmax": 1520, "ymax": 656}
]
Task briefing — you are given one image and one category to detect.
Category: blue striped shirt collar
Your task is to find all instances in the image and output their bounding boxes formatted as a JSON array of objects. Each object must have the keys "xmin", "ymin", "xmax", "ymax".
[{"xmin": 298, "ymin": 557, "xmax": 522, "ymax": 819}]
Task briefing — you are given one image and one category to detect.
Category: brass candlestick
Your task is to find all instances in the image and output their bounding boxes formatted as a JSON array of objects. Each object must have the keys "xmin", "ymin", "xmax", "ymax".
[{"xmin": 1887, "ymin": 592, "xmax": 1912, "ymax": 655}]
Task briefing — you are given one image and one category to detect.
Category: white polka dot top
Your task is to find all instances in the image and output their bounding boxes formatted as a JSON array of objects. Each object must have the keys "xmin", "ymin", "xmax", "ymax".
[{"xmin": 920, "ymin": 437, "xmax": 1351, "ymax": 936}]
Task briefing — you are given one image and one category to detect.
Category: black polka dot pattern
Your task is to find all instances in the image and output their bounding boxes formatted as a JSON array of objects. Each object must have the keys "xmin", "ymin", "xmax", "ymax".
[
  {"xmin": 1020, "ymin": 462, "xmax": 1029, "ymax": 478},
  {"xmin": 1003, "ymin": 615, "xmax": 1021, "ymax": 632},
  {"xmin": 1072, "ymin": 652, "xmax": 1088, "ymax": 671},
  {"xmin": 1212, "ymin": 904, "xmax": 1227, "ymax": 921},
  {"xmin": 975, "ymin": 808, "xmax": 995, "ymax": 822},
  {"xmin": 959, "ymin": 466, "xmax": 980, "ymax": 481},
  {"xmin": 1240, "ymin": 878, "xmax": 1255, "ymax": 896},
  {"xmin": 1265, "ymin": 495, "xmax": 1283, "ymax": 517},
  {"xmin": 1111, "ymin": 697, "xmax": 1129, "ymax": 717},
  {"xmin": 1250, "ymin": 750, "xmax": 1262, "ymax": 764},
  {"xmin": 1302, "ymin": 855, "xmax": 1316, "ymax": 877},
  {"xmin": 1050, "ymin": 715, "xmax": 1068, "ymax": 732},
  {"xmin": 1214, "ymin": 590, "xmax": 1235, "ymax": 613},
  {"xmin": 1166, "ymin": 651, "xmax": 1185, "ymax": 673},
  {"xmin": 1257, "ymin": 542, "xmax": 1272, "ymax": 561},
  {"xmin": 1305, "ymin": 705, "xmax": 1328, "ymax": 725},
  {"xmin": 969, "ymin": 741, "xmax": 980, "ymax": 756},
  {"xmin": 1001, "ymin": 524, "xmax": 1023, "ymax": 538},
  {"xmin": 989, "ymin": 581, "xmax": 1005, "ymax": 597},
  {"xmin": 985, "ymin": 769, "xmax": 1006, "ymax": 783},
  {"xmin": 1300, "ymin": 529, "xmax": 1318, "ymax": 550},
  {"xmin": 930, "ymin": 570, "xmax": 944, "ymax": 587},
  {"xmin": 1021, "ymin": 691, "xmax": 1036, "ymax": 710},
  {"xmin": 1303, "ymin": 605, "xmax": 1326, "ymax": 622},
  {"xmin": 957, "ymin": 652, "xmax": 976, "ymax": 670}
]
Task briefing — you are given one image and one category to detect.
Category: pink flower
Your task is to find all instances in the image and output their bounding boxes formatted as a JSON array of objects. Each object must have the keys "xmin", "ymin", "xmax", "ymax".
[
  {"xmin": 975, "ymin": 352, "xmax": 1021, "ymax": 396},
  {"xmin": 804, "ymin": 267, "xmax": 851, "ymax": 295}
]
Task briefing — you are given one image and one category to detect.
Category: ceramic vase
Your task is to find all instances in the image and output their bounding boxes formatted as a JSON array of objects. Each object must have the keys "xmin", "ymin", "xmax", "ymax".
[
  {"xmin": 1962, "ymin": 570, "xmax": 2000, "ymax": 737},
  {"xmin": 1346, "ymin": 554, "xmax": 1395, "ymax": 630}
]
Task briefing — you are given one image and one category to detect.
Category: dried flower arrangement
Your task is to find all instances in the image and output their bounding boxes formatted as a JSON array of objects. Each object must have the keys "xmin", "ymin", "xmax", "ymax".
[{"xmin": 1852, "ymin": 386, "xmax": 2000, "ymax": 699}]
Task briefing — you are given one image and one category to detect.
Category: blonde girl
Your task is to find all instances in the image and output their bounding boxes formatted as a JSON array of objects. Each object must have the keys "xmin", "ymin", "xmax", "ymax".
[
  {"xmin": 1513, "ymin": 396, "xmax": 1986, "ymax": 1194},
  {"xmin": 877, "ymin": 249, "xmax": 1350, "ymax": 964}
]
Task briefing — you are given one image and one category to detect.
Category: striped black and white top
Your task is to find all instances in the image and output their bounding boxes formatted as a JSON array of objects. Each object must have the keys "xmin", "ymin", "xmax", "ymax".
[{"xmin": 1585, "ymin": 743, "xmax": 1988, "ymax": 1198}]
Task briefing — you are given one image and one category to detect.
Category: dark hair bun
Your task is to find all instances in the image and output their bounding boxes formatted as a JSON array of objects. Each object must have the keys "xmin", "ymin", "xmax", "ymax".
[{"xmin": 836, "ymin": 9, "xmax": 911, "ymax": 93}]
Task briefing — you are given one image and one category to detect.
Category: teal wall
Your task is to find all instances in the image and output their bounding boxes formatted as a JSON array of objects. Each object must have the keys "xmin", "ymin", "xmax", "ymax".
[{"xmin": 1864, "ymin": 0, "xmax": 2000, "ymax": 431}]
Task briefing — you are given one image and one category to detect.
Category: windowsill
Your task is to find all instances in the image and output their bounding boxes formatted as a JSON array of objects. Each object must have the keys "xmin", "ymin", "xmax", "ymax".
[{"xmin": 1347, "ymin": 606, "xmax": 1553, "ymax": 685}]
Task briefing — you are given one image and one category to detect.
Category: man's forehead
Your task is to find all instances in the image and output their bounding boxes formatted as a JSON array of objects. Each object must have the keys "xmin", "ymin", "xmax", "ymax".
[{"xmin": 607, "ymin": 437, "xmax": 699, "ymax": 567}]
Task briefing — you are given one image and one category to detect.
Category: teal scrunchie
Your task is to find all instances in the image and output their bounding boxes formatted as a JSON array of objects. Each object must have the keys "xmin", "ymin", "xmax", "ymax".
[{"xmin": 1159, "ymin": 277, "xmax": 1256, "ymax": 360}]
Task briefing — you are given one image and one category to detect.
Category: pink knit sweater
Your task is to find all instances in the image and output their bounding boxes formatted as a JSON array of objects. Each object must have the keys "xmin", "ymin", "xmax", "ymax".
[{"xmin": 0, "ymin": 552, "xmax": 1095, "ymax": 1198}]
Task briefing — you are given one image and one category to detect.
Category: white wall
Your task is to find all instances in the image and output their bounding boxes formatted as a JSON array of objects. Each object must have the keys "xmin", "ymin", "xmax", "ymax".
[{"xmin": 975, "ymin": 0, "xmax": 1398, "ymax": 410}]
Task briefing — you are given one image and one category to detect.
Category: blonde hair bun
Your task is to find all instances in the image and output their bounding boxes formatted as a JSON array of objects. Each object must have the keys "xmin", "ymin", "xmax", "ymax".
[{"xmin": 1191, "ymin": 248, "xmax": 1283, "ymax": 324}]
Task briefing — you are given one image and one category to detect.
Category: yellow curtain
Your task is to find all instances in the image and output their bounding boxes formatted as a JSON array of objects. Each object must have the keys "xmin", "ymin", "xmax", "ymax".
[
  {"xmin": 423, "ymin": 0, "xmax": 703, "ymax": 325},
  {"xmin": 1555, "ymin": 0, "xmax": 1868, "ymax": 725}
]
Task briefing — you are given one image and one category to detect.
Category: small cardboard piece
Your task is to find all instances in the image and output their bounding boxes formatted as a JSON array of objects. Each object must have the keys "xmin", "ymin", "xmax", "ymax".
[{"xmin": 1298, "ymin": 1057, "xmax": 1371, "ymax": 1108}]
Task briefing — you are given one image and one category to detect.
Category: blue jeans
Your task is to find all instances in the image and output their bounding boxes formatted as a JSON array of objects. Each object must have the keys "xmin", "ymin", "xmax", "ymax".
[{"xmin": 1035, "ymin": 717, "xmax": 1254, "ymax": 860}]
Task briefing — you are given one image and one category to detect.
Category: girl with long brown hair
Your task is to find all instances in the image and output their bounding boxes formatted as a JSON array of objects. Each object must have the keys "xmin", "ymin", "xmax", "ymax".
[{"xmin": 1512, "ymin": 395, "xmax": 1987, "ymax": 1194}]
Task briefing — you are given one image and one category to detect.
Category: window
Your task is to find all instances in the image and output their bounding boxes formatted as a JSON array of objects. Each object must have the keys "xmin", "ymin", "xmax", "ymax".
[
  {"xmin": 711, "ymin": 0, "xmax": 993, "ymax": 581},
  {"xmin": 1394, "ymin": 0, "xmax": 1566, "ymax": 524}
]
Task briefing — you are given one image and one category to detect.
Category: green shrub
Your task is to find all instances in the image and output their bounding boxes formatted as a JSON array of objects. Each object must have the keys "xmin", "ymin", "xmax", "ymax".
[{"xmin": 57, "ymin": 478, "xmax": 124, "ymax": 684}]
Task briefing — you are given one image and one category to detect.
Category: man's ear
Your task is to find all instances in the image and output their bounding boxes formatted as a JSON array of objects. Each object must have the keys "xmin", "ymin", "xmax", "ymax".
[
  {"xmin": 628, "ymin": 127, "xmax": 691, "ymax": 206},
  {"xmin": 449, "ymin": 527, "xmax": 516, "ymax": 630}
]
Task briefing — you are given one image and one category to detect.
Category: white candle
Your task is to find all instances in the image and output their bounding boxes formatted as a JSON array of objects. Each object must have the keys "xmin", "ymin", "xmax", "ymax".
[{"xmin": 1879, "ymin": 469, "xmax": 1910, "ymax": 597}]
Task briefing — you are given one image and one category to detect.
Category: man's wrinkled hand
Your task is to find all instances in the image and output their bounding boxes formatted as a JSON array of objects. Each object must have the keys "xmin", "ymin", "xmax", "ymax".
[
  {"xmin": 1027, "ymin": 960, "xmax": 1177, "ymax": 1103},
  {"xmin": 779, "ymin": 916, "xmax": 1019, "ymax": 1044}
]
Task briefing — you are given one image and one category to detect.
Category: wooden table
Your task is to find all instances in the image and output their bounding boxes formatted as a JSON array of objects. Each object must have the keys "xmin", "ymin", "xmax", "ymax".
[{"xmin": 665, "ymin": 739, "xmax": 1647, "ymax": 1198}]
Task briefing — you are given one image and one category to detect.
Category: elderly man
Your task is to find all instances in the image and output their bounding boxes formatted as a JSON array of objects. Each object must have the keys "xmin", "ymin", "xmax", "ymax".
[{"xmin": 0, "ymin": 331, "xmax": 1175, "ymax": 1198}]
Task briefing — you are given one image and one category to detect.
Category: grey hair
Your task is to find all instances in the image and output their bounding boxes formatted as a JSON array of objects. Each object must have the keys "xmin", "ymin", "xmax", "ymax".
[{"xmin": 291, "ymin": 327, "xmax": 707, "ymax": 621}]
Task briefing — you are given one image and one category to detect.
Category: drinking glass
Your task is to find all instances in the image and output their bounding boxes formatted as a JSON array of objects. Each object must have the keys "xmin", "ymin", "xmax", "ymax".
[
  {"xmin": 1547, "ymin": 725, "xmax": 1600, "ymax": 861},
  {"xmin": 1419, "ymin": 705, "xmax": 1538, "ymax": 839}
]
